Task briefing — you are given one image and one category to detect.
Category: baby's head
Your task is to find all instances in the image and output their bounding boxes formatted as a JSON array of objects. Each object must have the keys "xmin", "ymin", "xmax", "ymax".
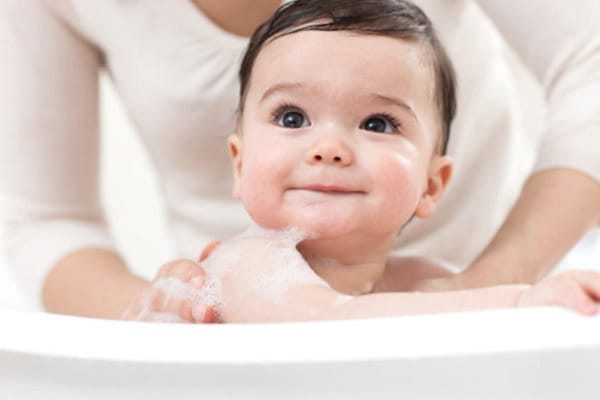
[{"xmin": 228, "ymin": 0, "xmax": 456, "ymax": 244}]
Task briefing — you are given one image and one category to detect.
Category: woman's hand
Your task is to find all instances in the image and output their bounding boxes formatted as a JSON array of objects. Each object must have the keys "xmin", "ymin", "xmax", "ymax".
[
  {"xmin": 517, "ymin": 270, "xmax": 600, "ymax": 315},
  {"xmin": 121, "ymin": 242, "xmax": 221, "ymax": 323}
]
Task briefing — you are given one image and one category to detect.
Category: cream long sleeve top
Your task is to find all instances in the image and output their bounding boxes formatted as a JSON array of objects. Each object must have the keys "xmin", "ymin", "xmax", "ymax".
[{"xmin": 1, "ymin": 0, "xmax": 599, "ymax": 307}]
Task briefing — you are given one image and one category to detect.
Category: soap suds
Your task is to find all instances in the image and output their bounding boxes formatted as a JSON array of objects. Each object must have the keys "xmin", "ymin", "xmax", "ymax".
[
  {"xmin": 203, "ymin": 224, "xmax": 329, "ymax": 300},
  {"xmin": 126, "ymin": 224, "xmax": 328, "ymax": 322}
]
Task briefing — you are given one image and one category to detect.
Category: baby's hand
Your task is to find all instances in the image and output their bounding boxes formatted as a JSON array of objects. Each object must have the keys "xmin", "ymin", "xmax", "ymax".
[
  {"xmin": 517, "ymin": 270, "xmax": 600, "ymax": 315},
  {"xmin": 121, "ymin": 258, "xmax": 217, "ymax": 323}
]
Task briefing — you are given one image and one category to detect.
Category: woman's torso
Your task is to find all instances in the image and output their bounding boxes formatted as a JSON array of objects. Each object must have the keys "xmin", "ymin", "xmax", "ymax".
[{"xmin": 56, "ymin": 0, "xmax": 545, "ymax": 268}]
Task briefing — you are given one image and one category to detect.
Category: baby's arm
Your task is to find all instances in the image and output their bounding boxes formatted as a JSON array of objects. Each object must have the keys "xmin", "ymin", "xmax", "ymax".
[
  {"xmin": 321, "ymin": 271, "xmax": 598, "ymax": 320},
  {"xmin": 217, "ymin": 283, "xmax": 523, "ymax": 322},
  {"xmin": 222, "ymin": 271, "xmax": 600, "ymax": 323},
  {"xmin": 206, "ymin": 236, "xmax": 600, "ymax": 322}
]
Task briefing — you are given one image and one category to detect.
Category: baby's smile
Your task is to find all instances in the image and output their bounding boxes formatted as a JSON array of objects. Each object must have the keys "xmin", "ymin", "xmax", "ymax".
[
  {"xmin": 289, "ymin": 184, "xmax": 366, "ymax": 194},
  {"xmin": 285, "ymin": 186, "xmax": 366, "ymax": 207}
]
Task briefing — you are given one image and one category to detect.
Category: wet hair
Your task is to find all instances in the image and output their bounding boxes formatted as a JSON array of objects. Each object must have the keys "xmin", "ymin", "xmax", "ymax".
[{"xmin": 238, "ymin": 0, "xmax": 456, "ymax": 155}]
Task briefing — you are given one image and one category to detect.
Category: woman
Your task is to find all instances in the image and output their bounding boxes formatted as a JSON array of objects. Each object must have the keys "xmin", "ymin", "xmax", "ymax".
[{"xmin": 1, "ymin": 0, "xmax": 599, "ymax": 321}]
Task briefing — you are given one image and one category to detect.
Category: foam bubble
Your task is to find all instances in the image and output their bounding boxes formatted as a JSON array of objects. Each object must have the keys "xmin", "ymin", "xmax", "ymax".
[
  {"xmin": 135, "ymin": 311, "xmax": 184, "ymax": 323},
  {"xmin": 235, "ymin": 224, "xmax": 315, "ymax": 247},
  {"xmin": 202, "ymin": 223, "xmax": 329, "ymax": 306},
  {"xmin": 255, "ymin": 241, "xmax": 329, "ymax": 298},
  {"xmin": 126, "ymin": 224, "xmax": 329, "ymax": 322},
  {"xmin": 125, "ymin": 275, "xmax": 221, "ymax": 323}
]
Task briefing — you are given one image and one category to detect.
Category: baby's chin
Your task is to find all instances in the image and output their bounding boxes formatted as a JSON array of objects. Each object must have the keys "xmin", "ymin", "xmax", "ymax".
[
  {"xmin": 247, "ymin": 205, "xmax": 381, "ymax": 241},
  {"xmin": 250, "ymin": 218, "xmax": 358, "ymax": 243}
]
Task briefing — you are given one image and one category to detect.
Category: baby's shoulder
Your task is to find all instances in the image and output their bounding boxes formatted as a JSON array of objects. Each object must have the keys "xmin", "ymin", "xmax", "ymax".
[{"xmin": 377, "ymin": 256, "xmax": 458, "ymax": 292}]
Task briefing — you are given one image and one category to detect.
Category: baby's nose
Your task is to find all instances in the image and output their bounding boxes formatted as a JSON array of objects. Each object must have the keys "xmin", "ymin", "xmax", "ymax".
[{"xmin": 306, "ymin": 137, "xmax": 353, "ymax": 166}]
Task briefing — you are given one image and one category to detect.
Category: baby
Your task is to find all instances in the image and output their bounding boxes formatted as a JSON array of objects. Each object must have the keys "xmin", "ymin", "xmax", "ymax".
[{"xmin": 126, "ymin": 0, "xmax": 600, "ymax": 323}]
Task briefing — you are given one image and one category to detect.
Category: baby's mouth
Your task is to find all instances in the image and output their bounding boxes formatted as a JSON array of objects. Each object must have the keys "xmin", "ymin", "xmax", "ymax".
[{"xmin": 291, "ymin": 185, "xmax": 366, "ymax": 195}]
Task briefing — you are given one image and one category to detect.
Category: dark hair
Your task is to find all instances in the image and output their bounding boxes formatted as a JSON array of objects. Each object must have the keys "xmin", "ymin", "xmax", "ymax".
[{"xmin": 238, "ymin": 0, "xmax": 456, "ymax": 154}]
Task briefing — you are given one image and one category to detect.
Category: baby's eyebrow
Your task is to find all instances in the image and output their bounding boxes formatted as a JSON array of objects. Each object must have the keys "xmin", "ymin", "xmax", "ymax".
[
  {"xmin": 369, "ymin": 93, "xmax": 417, "ymax": 121},
  {"xmin": 260, "ymin": 82, "xmax": 307, "ymax": 103}
]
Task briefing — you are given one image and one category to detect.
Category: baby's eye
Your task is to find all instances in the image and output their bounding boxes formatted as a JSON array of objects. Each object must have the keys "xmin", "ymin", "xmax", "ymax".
[
  {"xmin": 274, "ymin": 108, "xmax": 310, "ymax": 129},
  {"xmin": 360, "ymin": 114, "xmax": 400, "ymax": 134}
]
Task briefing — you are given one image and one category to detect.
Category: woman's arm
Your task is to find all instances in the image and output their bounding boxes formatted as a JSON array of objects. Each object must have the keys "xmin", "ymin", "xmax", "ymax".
[
  {"xmin": 420, "ymin": 0, "xmax": 600, "ymax": 290},
  {"xmin": 43, "ymin": 249, "xmax": 147, "ymax": 319},
  {"xmin": 416, "ymin": 169, "xmax": 600, "ymax": 291},
  {"xmin": 0, "ymin": 1, "xmax": 206, "ymax": 320},
  {"xmin": 461, "ymin": 169, "xmax": 600, "ymax": 286},
  {"xmin": 0, "ymin": 0, "xmax": 117, "ymax": 311}
]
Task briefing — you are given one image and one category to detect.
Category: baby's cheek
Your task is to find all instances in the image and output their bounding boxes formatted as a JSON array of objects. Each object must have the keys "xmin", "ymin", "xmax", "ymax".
[
  {"xmin": 239, "ymin": 169, "xmax": 282, "ymax": 229},
  {"xmin": 377, "ymin": 159, "xmax": 423, "ymax": 222}
]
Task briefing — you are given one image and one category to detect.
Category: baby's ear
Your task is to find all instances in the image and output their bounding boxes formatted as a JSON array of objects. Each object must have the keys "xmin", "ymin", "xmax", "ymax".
[
  {"xmin": 414, "ymin": 155, "xmax": 453, "ymax": 218},
  {"xmin": 227, "ymin": 134, "xmax": 243, "ymax": 198}
]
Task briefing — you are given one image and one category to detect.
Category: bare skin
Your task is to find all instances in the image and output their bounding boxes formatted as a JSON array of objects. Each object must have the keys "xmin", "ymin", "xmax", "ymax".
[
  {"xmin": 44, "ymin": 249, "xmax": 147, "ymax": 319},
  {"xmin": 206, "ymin": 236, "xmax": 600, "ymax": 323},
  {"xmin": 191, "ymin": 0, "xmax": 282, "ymax": 37}
]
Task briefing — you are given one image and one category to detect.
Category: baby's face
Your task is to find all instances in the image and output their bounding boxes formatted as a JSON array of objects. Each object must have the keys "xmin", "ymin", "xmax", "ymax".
[{"xmin": 229, "ymin": 30, "xmax": 451, "ymax": 241}]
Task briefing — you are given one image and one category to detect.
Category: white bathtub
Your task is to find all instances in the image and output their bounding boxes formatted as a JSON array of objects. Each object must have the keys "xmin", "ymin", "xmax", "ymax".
[{"xmin": 2, "ymin": 307, "xmax": 600, "ymax": 399}]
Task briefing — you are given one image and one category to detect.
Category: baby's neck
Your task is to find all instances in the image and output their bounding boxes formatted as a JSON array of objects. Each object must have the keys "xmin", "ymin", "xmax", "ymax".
[{"xmin": 297, "ymin": 236, "xmax": 392, "ymax": 295}]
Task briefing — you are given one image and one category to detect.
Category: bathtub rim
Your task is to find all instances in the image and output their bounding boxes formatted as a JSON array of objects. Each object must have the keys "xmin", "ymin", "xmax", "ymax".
[{"xmin": 2, "ymin": 306, "xmax": 600, "ymax": 364}]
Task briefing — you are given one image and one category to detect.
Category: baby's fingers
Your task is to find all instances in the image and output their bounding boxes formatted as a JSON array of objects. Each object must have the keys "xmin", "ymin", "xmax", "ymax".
[
  {"xmin": 572, "ymin": 270, "xmax": 600, "ymax": 298},
  {"xmin": 198, "ymin": 240, "xmax": 221, "ymax": 262},
  {"xmin": 545, "ymin": 270, "xmax": 600, "ymax": 316},
  {"xmin": 147, "ymin": 288, "xmax": 195, "ymax": 322},
  {"xmin": 122, "ymin": 259, "xmax": 218, "ymax": 323},
  {"xmin": 156, "ymin": 259, "xmax": 206, "ymax": 284},
  {"xmin": 561, "ymin": 285, "xmax": 598, "ymax": 316},
  {"xmin": 129, "ymin": 286, "xmax": 216, "ymax": 323},
  {"xmin": 151, "ymin": 276, "xmax": 217, "ymax": 322}
]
